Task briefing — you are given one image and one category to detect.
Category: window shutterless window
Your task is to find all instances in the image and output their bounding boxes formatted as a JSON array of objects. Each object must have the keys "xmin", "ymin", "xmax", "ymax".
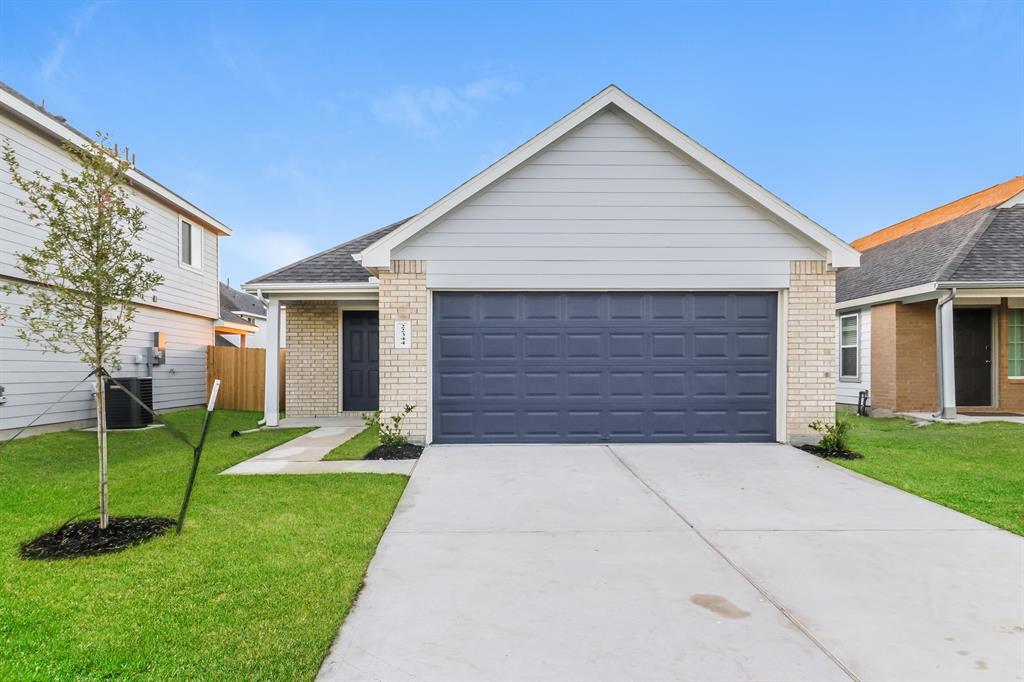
[
  {"xmin": 179, "ymin": 217, "xmax": 202, "ymax": 270},
  {"xmin": 839, "ymin": 313, "xmax": 859, "ymax": 379},
  {"xmin": 1009, "ymin": 309, "xmax": 1024, "ymax": 378}
]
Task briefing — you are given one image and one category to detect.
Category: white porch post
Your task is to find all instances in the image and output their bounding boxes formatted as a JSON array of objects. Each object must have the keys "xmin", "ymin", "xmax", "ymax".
[
  {"xmin": 936, "ymin": 293, "xmax": 957, "ymax": 419},
  {"xmin": 264, "ymin": 296, "xmax": 282, "ymax": 426}
]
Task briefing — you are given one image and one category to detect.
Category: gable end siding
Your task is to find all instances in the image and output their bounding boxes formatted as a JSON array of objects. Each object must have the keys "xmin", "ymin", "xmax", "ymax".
[{"xmin": 392, "ymin": 110, "xmax": 826, "ymax": 289}]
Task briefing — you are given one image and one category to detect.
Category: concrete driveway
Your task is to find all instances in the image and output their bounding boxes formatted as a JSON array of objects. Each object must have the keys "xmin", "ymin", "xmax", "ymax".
[{"xmin": 318, "ymin": 444, "xmax": 1024, "ymax": 682}]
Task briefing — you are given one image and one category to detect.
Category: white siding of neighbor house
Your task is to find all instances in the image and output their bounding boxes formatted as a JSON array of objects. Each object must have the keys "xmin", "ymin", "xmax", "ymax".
[
  {"xmin": 0, "ymin": 111, "xmax": 220, "ymax": 433},
  {"xmin": 836, "ymin": 306, "xmax": 871, "ymax": 405},
  {"xmin": 1, "ymin": 114, "xmax": 219, "ymax": 319},
  {"xmin": 0, "ymin": 286, "xmax": 213, "ymax": 431},
  {"xmin": 393, "ymin": 109, "xmax": 827, "ymax": 289}
]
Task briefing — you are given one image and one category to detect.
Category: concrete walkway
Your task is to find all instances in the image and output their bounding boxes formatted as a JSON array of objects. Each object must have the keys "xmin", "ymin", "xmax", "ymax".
[
  {"xmin": 319, "ymin": 443, "xmax": 1024, "ymax": 682},
  {"xmin": 221, "ymin": 426, "xmax": 416, "ymax": 475}
]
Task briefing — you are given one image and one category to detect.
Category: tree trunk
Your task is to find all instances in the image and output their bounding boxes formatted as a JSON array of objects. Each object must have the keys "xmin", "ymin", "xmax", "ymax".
[{"xmin": 95, "ymin": 373, "xmax": 109, "ymax": 529}]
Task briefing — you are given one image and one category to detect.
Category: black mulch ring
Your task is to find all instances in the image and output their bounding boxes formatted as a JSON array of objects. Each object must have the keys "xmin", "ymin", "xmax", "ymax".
[
  {"xmin": 798, "ymin": 444, "xmax": 864, "ymax": 460},
  {"xmin": 20, "ymin": 516, "xmax": 175, "ymax": 561},
  {"xmin": 364, "ymin": 444, "xmax": 424, "ymax": 460}
]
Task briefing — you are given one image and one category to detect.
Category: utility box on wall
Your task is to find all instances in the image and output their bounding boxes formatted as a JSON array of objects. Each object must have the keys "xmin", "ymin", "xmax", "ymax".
[{"xmin": 148, "ymin": 331, "xmax": 166, "ymax": 366}]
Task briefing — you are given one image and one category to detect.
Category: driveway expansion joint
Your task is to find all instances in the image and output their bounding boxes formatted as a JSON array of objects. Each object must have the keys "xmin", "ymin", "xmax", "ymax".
[{"xmin": 604, "ymin": 444, "xmax": 862, "ymax": 682}]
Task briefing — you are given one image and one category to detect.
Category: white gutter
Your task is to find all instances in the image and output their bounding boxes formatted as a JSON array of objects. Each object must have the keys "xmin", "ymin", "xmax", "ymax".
[
  {"xmin": 835, "ymin": 282, "xmax": 939, "ymax": 310},
  {"xmin": 241, "ymin": 281, "xmax": 379, "ymax": 295},
  {"xmin": 936, "ymin": 281, "xmax": 1024, "ymax": 289}
]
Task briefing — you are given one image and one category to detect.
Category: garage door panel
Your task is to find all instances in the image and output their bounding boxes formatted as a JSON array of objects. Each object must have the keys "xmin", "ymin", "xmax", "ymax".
[{"xmin": 433, "ymin": 292, "xmax": 776, "ymax": 443}]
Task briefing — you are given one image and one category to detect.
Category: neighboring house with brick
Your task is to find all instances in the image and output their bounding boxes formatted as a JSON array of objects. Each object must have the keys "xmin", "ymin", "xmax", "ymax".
[
  {"xmin": 0, "ymin": 81, "xmax": 232, "ymax": 436},
  {"xmin": 244, "ymin": 86, "xmax": 860, "ymax": 444},
  {"xmin": 835, "ymin": 177, "xmax": 1024, "ymax": 417}
]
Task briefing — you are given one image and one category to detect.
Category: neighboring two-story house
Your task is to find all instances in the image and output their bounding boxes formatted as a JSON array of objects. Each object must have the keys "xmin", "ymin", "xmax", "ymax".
[{"xmin": 0, "ymin": 82, "xmax": 232, "ymax": 436}]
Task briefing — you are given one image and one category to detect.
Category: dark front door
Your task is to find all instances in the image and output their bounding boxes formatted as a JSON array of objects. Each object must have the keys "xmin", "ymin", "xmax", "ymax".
[
  {"xmin": 432, "ymin": 292, "xmax": 777, "ymax": 444},
  {"xmin": 954, "ymin": 308, "xmax": 992, "ymax": 407},
  {"xmin": 342, "ymin": 311, "xmax": 379, "ymax": 411}
]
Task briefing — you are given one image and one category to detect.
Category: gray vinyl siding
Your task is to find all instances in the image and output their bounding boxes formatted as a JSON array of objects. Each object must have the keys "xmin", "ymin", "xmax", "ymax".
[
  {"xmin": 0, "ymin": 114, "xmax": 219, "ymax": 319},
  {"xmin": 0, "ymin": 283, "xmax": 212, "ymax": 431},
  {"xmin": 393, "ymin": 110, "xmax": 826, "ymax": 289},
  {"xmin": 0, "ymin": 110, "xmax": 219, "ymax": 433},
  {"xmin": 836, "ymin": 306, "xmax": 871, "ymax": 405}
]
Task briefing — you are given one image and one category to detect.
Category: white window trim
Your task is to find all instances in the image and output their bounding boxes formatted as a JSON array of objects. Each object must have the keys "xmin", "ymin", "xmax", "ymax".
[
  {"xmin": 839, "ymin": 312, "xmax": 860, "ymax": 380},
  {"xmin": 1009, "ymin": 309, "xmax": 1024, "ymax": 379},
  {"xmin": 178, "ymin": 216, "xmax": 203, "ymax": 272}
]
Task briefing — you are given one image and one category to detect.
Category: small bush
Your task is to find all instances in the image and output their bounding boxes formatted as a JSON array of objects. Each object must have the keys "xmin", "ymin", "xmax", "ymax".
[
  {"xmin": 362, "ymin": 404, "xmax": 416, "ymax": 447},
  {"xmin": 809, "ymin": 417, "xmax": 852, "ymax": 455}
]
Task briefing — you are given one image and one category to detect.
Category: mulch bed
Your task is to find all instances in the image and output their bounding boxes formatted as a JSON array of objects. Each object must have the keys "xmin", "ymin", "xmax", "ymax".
[
  {"xmin": 798, "ymin": 444, "xmax": 863, "ymax": 460},
  {"xmin": 364, "ymin": 444, "xmax": 423, "ymax": 460},
  {"xmin": 20, "ymin": 516, "xmax": 175, "ymax": 561}
]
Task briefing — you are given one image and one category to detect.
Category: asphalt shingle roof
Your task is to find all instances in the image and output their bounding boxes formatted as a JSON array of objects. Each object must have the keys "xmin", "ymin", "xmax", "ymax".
[
  {"xmin": 246, "ymin": 218, "xmax": 411, "ymax": 285},
  {"xmin": 837, "ymin": 204, "xmax": 1024, "ymax": 303},
  {"xmin": 219, "ymin": 282, "xmax": 266, "ymax": 324},
  {"xmin": 951, "ymin": 206, "xmax": 1024, "ymax": 281}
]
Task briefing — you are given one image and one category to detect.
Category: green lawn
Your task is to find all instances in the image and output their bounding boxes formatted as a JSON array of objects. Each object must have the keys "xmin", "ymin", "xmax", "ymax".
[
  {"xmin": 0, "ymin": 409, "xmax": 407, "ymax": 681},
  {"xmin": 323, "ymin": 426, "xmax": 380, "ymax": 461},
  {"xmin": 837, "ymin": 414, "xmax": 1024, "ymax": 535}
]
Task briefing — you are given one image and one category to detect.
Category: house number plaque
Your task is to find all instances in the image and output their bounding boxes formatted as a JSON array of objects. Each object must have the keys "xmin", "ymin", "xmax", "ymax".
[{"xmin": 394, "ymin": 320, "xmax": 411, "ymax": 348}]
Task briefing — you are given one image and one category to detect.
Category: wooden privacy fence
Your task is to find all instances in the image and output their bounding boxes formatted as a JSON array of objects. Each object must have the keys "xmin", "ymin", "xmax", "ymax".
[{"xmin": 206, "ymin": 346, "xmax": 286, "ymax": 412}]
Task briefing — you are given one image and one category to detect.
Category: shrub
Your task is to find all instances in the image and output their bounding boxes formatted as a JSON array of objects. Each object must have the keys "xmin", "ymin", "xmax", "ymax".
[
  {"xmin": 809, "ymin": 417, "xmax": 852, "ymax": 455},
  {"xmin": 362, "ymin": 404, "xmax": 416, "ymax": 447}
]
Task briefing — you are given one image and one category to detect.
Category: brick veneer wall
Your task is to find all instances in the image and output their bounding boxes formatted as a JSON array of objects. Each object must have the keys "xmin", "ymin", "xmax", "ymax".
[
  {"xmin": 894, "ymin": 302, "xmax": 938, "ymax": 411},
  {"xmin": 787, "ymin": 261, "xmax": 837, "ymax": 440},
  {"xmin": 378, "ymin": 260, "xmax": 428, "ymax": 442},
  {"xmin": 869, "ymin": 301, "xmax": 937, "ymax": 413},
  {"xmin": 285, "ymin": 301, "xmax": 339, "ymax": 417}
]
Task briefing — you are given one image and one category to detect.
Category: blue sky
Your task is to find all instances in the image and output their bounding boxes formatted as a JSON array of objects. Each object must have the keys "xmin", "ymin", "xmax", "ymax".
[{"xmin": 2, "ymin": 1, "xmax": 1022, "ymax": 286}]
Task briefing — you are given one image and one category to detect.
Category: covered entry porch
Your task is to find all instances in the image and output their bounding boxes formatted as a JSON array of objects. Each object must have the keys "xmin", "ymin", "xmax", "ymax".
[
  {"xmin": 868, "ymin": 287, "xmax": 1024, "ymax": 418},
  {"xmin": 258, "ymin": 286, "xmax": 380, "ymax": 427}
]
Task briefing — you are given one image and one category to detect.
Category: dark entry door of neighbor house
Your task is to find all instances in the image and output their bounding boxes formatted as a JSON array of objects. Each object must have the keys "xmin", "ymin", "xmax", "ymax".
[
  {"xmin": 342, "ymin": 311, "xmax": 379, "ymax": 411},
  {"xmin": 954, "ymin": 308, "xmax": 992, "ymax": 407}
]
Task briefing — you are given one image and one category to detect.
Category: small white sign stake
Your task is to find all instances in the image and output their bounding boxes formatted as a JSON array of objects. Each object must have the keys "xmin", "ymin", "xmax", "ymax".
[
  {"xmin": 394, "ymin": 320, "xmax": 411, "ymax": 348},
  {"xmin": 207, "ymin": 378, "xmax": 221, "ymax": 412}
]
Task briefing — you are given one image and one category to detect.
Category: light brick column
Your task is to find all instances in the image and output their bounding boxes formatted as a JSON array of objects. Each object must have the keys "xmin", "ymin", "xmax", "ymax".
[
  {"xmin": 787, "ymin": 260, "xmax": 837, "ymax": 442},
  {"xmin": 378, "ymin": 260, "xmax": 428, "ymax": 442},
  {"xmin": 285, "ymin": 301, "xmax": 339, "ymax": 417}
]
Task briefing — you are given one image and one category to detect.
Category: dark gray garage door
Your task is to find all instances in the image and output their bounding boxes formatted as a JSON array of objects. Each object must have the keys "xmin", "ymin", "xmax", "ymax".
[{"xmin": 432, "ymin": 292, "xmax": 777, "ymax": 443}]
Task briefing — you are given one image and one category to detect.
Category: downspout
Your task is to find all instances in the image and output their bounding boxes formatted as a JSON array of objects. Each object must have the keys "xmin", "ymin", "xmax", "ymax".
[{"xmin": 933, "ymin": 288, "xmax": 957, "ymax": 419}]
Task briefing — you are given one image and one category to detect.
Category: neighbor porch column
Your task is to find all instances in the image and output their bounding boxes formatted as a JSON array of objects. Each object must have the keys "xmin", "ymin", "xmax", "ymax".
[
  {"xmin": 936, "ymin": 293, "xmax": 957, "ymax": 419},
  {"xmin": 264, "ymin": 296, "xmax": 282, "ymax": 427}
]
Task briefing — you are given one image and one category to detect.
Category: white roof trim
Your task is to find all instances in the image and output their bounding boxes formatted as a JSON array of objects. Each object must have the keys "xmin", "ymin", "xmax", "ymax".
[
  {"xmin": 0, "ymin": 86, "xmax": 232, "ymax": 237},
  {"xmin": 215, "ymin": 319, "xmax": 260, "ymax": 333},
  {"xmin": 359, "ymin": 85, "xmax": 859, "ymax": 268},
  {"xmin": 835, "ymin": 282, "xmax": 940, "ymax": 310},
  {"xmin": 999, "ymin": 189, "xmax": 1024, "ymax": 208},
  {"xmin": 242, "ymin": 281, "xmax": 379, "ymax": 295}
]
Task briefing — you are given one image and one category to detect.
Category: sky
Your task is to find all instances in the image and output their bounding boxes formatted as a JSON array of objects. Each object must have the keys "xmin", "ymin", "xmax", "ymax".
[{"xmin": 1, "ymin": 1, "xmax": 1022, "ymax": 286}]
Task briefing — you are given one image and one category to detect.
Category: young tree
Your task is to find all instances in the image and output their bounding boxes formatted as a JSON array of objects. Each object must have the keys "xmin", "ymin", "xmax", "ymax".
[{"xmin": 2, "ymin": 134, "xmax": 164, "ymax": 529}]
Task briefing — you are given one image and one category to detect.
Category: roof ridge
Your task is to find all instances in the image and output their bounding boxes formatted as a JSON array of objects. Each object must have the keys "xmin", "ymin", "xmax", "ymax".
[
  {"xmin": 245, "ymin": 216, "xmax": 413, "ymax": 285},
  {"xmin": 851, "ymin": 176, "xmax": 1024, "ymax": 251},
  {"xmin": 935, "ymin": 208, "xmax": 999, "ymax": 281}
]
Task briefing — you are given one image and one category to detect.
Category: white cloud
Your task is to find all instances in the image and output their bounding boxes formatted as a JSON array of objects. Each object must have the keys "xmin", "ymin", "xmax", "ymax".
[
  {"xmin": 461, "ymin": 76, "xmax": 522, "ymax": 102},
  {"xmin": 39, "ymin": 2, "xmax": 99, "ymax": 82},
  {"xmin": 371, "ymin": 77, "xmax": 523, "ymax": 135}
]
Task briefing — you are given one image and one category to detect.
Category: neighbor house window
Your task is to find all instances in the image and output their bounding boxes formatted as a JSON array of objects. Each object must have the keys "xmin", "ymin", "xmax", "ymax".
[
  {"xmin": 1010, "ymin": 309, "xmax": 1024, "ymax": 378},
  {"xmin": 840, "ymin": 313, "xmax": 859, "ymax": 379},
  {"xmin": 179, "ymin": 218, "xmax": 202, "ymax": 270}
]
